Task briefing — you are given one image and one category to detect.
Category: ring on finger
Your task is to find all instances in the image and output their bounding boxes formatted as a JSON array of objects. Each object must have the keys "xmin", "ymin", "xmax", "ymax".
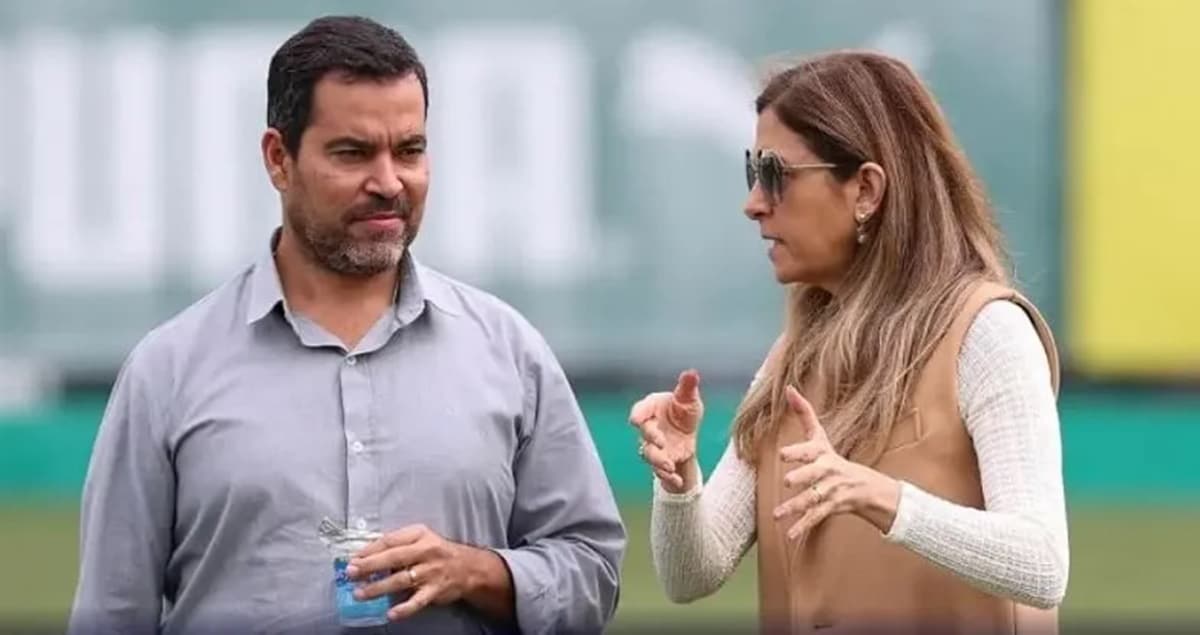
[
  {"xmin": 811, "ymin": 482, "xmax": 822, "ymax": 500},
  {"xmin": 404, "ymin": 567, "xmax": 417, "ymax": 587}
]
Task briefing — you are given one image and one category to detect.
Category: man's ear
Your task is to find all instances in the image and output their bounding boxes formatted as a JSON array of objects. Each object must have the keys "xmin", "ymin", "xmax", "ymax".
[{"xmin": 262, "ymin": 129, "xmax": 291, "ymax": 192}]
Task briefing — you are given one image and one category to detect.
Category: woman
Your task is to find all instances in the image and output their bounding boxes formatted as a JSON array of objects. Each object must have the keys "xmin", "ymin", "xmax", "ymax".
[{"xmin": 630, "ymin": 50, "xmax": 1069, "ymax": 634}]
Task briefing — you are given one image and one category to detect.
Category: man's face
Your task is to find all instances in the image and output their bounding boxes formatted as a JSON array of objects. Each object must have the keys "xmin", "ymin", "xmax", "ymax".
[{"xmin": 265, "ymin": 71, "xmax": 429, "ymax": 276}]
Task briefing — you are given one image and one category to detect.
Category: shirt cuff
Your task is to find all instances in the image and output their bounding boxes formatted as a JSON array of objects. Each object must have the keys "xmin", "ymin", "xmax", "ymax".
[
  {"xmin": 882, "ymin": 480, "xmax": 922, "ymax": 544},
  {"xmin": 652, "ymin": 475, "xmax": 702, "ymax": 504},
  {"xmin": 490, "ymin": 547, "xmax": 553, "ymax": 635}
]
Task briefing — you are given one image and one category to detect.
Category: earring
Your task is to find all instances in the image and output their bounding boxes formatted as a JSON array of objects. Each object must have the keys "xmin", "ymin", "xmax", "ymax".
[{"xmin": 855, "ymin": 212, "xmax": 869, "ymax": 244}]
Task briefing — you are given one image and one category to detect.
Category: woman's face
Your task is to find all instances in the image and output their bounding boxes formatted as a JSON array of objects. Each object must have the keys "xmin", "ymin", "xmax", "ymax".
[{"xmin": 743, "ymin": 107, "xmax": 882, "ymax": 291}]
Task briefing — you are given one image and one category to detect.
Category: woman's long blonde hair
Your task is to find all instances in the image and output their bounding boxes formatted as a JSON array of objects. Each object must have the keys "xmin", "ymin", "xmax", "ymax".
[{"xmin": 732, "ymin": 50, "xmax": 1010, "ymax": 466}]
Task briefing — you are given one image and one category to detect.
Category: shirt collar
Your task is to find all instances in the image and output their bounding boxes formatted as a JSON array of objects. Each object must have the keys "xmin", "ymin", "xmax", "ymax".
[
  {"xmin": 393, "ymin": 249, "xmax": 465, "ymax": 324},
  {"xmin": 245, "ymin": 228, "xmax": 462, "ymax": 325},
  {"xmin": 245, "ymin": 229, "xmax": 289, "ymax": 325}
]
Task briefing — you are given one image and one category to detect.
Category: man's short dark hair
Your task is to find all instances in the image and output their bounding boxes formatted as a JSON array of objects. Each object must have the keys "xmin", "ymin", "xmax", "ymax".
[{"xmin": 267, "ymin": 15, "xmax": 429, "ymax": 155}]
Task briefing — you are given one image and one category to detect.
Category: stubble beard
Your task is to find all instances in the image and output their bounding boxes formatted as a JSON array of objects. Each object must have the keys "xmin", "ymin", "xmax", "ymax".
[{"xmin": 288, "ymin": 200, "xmax": 413, "ymax": 277}]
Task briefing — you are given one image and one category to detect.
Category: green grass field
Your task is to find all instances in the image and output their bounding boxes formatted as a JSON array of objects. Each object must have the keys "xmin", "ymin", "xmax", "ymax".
[{"xmin": 3, "ymin": 502, "xmax": 1197, "ymax": 630}]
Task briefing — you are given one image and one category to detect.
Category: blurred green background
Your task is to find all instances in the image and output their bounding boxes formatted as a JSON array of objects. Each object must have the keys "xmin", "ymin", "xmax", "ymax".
[{"xmin": 1, "ymin": 0, "xmax": 1199, "ymax": 630}]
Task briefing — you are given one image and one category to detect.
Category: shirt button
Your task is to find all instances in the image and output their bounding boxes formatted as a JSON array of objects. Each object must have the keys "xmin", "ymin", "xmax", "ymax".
[
  {"xmin": 351, "ymin": 441, "xmax": 365, "ymax": 453},
  {"xmin": 345, "ymin": 356, "xmax": 357, "ymax": 366},
  {"xmin": 354, "ymin": 518, "xmax": 367, "ymax": 530}
]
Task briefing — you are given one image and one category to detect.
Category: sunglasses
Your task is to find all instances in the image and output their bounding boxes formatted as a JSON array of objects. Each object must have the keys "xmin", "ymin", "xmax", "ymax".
[{"xmin": 744, "ymin": 149, "xmax": 838, "ymax": 204}]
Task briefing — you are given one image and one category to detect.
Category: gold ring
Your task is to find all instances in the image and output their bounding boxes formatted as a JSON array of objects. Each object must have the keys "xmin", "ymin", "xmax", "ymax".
[
  {"xmin": 811, "ymin": 483, "xmax": 822, "ymax": 500},
  {"xmin": 405, "ymin": 568, "xmax": 416, "ymax": 586}
]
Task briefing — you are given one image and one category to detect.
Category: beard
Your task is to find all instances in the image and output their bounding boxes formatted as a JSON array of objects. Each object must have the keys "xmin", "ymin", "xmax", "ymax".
[{"xmin": 287, "ymin": 196, "xmax": 415, "ymax": 277}]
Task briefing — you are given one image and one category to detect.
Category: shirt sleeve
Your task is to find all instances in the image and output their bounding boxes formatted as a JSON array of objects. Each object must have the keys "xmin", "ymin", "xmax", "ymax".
[
  {"xmin": 882, "ymin": 300, "xmax": 1070, "ymax": 608},
  {"xmin": 490, "ymin": 327, "xmax": 626, "ymax": 634},
  {"xmin": 67, "ymin": 335, "xmax": 175, "ymax": 635},
  {"xmin": 647, "ymin": 335, "xmax": 780, "ymax": 602},
  {"xmin": 649, "ymin": 440, "xmax": 757, "ymax": 602}
]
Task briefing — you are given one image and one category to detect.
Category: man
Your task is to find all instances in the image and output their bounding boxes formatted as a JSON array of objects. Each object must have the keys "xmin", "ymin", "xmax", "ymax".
[{"xmin": 67, "ymin": 15, "xmax": 625, "ymax": 635}]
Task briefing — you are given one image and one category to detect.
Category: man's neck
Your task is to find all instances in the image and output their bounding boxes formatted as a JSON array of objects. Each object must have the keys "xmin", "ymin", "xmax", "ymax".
[{"xmin": 274, "ymin": 228, "xmax": 399, "ymax": 349}]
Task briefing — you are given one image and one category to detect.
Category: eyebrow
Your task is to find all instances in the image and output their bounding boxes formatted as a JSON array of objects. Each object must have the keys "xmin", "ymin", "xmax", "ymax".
[{"xmin": 324, "ymin": 134, "xmax": 427, "ymax": 151}]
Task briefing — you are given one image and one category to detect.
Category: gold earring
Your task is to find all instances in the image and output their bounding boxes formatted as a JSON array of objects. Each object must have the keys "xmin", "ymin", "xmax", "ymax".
[{"xmin": 855, "ymin": 212, "xmax": 869, "ymax": 244}]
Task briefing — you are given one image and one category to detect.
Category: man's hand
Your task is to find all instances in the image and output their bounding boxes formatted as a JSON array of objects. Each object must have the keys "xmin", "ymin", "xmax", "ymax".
[{"xmin": 346, "ymin": 524, "xmax": 515, "ymax": 623}]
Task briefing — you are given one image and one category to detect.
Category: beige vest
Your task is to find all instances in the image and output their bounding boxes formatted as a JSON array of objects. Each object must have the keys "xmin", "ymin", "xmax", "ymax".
[{"xmin": 755, "ymin": 282, "xmax": 1061, "ymax": 634}]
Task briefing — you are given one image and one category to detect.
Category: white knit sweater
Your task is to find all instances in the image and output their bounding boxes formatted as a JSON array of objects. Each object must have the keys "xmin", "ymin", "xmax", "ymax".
[{"xmin": 649, "ymin": 300, "xmax": 1070, "ymax": 609}]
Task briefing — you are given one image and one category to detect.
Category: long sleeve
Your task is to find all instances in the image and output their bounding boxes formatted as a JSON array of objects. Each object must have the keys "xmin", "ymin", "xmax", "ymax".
[
  {"xmin": 648, "ymin": 300, "xmax": 1070, "ymax": 609},
  {"xmin": 649, "ymin": 441, "xmax": 757, "ymax": 602},
  {"xmin": 491, "ymin": 327, "xmax": 626, "ymax": 634},
  {"xmin": 647, "ymin": 343, "xmax": 775, "ymax": 603},
  {"xmin": 67, "ymin": 335, "xmax": 176, "ymax": 635},
  {"xmin": 883, "ymin": 300, "xmax": 1070, "ymax": 608}
]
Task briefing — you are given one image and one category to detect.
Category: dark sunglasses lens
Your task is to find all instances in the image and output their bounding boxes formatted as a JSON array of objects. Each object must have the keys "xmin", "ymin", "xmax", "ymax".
[
  {"xmin": 759, "ymin": 154, "xmax": 780, "ymax": 200},
  {"xmin": 744, "ymin": 151, "xmax": 756, "ymax": 191}
]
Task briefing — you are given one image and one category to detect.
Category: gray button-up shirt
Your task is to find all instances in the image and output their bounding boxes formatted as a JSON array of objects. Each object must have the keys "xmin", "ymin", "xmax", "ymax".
[{"xmin": 67, "ymin": 232, "xmax": 626, "ymax": 635}]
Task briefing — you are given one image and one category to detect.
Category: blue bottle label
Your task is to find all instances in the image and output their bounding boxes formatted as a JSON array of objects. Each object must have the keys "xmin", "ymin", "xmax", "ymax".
[{"xmin": 333, "ymin": 557, "xmax": 391, "ymax": 625}]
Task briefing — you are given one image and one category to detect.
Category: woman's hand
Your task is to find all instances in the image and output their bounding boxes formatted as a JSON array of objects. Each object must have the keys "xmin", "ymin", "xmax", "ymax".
[
  {"xmin": 774, "ymin": 386, "xmax": 902, "ymax": 541},
  {"xmin": 629, "ymin": 370, "xmax": 704, "ymax": 492}
]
